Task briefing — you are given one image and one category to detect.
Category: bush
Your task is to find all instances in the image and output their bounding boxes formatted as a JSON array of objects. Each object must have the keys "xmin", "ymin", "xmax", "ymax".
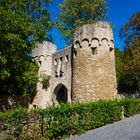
[
  {"xmin": 0, "ymin": 99, "xmax": 140, "ymax": 139},
  {"xmin": 41, "ymin": 75, "xmax": 51, "ymax": 89},
  {"xmin": 0, "ymin": 106, "xmax": 28, "ymax": 139},
  {"xmin": 121, "ymin": 98, "xmax": 140, "ymax": 117}
]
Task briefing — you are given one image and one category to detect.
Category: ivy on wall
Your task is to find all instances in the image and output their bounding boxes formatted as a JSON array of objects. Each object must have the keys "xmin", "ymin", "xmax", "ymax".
[{"xmin": 41, "ymin": 75, "xmax": 51, "ymax": 89}]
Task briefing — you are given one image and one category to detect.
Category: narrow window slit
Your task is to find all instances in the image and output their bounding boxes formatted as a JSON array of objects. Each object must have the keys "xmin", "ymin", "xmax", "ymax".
[
  {"xmin": 65, "ymin": 55, "xmax": 69, "ymax": 62},
  {"xmin": 91, "ymin": 47, "xmax": 97, "ymax": 55}
]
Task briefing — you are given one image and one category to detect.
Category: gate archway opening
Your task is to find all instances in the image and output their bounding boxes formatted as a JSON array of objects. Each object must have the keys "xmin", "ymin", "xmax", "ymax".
[{"xmin": 53, "ymin": 84, "xmax": 68, "ymax": 104}]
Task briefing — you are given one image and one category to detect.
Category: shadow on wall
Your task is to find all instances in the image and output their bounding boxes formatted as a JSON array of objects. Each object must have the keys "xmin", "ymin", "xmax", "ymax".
[
  {"xmin": 0, "ymin": 94, "xmax": 32, "ymax": 111},
  {"xmin": 118, "ymin": 92, "xmax": 140, "ymax": 99}
]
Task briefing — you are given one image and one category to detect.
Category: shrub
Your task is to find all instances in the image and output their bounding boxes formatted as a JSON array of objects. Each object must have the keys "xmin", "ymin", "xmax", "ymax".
[
  {"xmin": 0, "ymin": 99, "xmax": 140, "ymax": 139},
  {"xmin": 41, "ymin": 75, "xmax": 51, "ymax": 89},
  {"xmin": 121, "ymin": 98, "xmax": 140, "ymax": 117},
  {"xmin": 33, "ymin": 100, "xmax": 122, "ymax": 139},
  {"xmin": 0, "ymin": 106, "xmax": 28, "ymax": 139}
]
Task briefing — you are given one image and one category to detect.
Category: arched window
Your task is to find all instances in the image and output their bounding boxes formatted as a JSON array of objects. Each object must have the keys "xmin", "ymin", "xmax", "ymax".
[
  {"xmin": 101, "ymin": 38, "xmax": 108, "ymax": 47},
  {"xmin": 91, "ymin": 38, "xmax": 99, "ymax": 48},
  {"xmin": 81, "ymin": 38, "xmax": 89, "ymax": 48},
  {"xmin": 110, "ymin": 40, "xmax": 114, "ymax": 48},
  {"xmin": 75, "ymin": 40, "xmax": 81, "ymax": 48}
]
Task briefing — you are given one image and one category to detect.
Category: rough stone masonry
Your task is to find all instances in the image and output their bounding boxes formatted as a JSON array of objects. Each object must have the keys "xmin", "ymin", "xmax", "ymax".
[{"xmin": 31, "ymin": 21, "xmax": 118, "ymax": 108}]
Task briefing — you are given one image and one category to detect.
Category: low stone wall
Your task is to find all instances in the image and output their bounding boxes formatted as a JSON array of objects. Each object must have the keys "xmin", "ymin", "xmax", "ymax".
[
  {"xmin": 118, "ymin": 92, "xmax": 140, "ymax": 99},
  {"xmin": 0, "ymin": 94, "xmax": 30, "ymax": 111}
]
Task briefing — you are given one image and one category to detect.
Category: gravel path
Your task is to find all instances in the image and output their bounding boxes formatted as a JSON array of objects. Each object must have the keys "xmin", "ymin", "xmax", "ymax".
[{"xmin": 67, "ymin": 114, "xmax": 140, "ymax": 140}]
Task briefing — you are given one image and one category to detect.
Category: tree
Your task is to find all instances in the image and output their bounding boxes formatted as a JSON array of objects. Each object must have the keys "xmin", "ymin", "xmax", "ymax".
[
  {"xmin": 0, "ymin": 0, "xmax": 52, "ymax": 95},
  {"xmin": 118, "ymin": 12, "xmax": 140, "ymax": 92},
  {"xmin": 120, "ymin": 12, "xmax": 140, "ymax": 48},
  {"xmin": 57, "ymin": 0, "xmax": 108, "ymax": 44},
  {"xmin": 115, "ymin": 48, "xmax": 123, "ymax": 80}
]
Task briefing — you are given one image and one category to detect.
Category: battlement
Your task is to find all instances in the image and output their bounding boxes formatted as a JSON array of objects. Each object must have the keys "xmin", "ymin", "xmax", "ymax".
[
  {"xmin": 32, "ymin": 41, "xmax": 56, "ymax": 58},
  {"xmin": 52, "ymin": 47, "xmax": 72, "ymax": 78},
  {"xmin": 74, "ymin": 21, "xmax": 114, "ymax": 55},
  {"xmin": 32, "ymin": 41, "xmax": 56, "ymax": 76},
  {"xmin": 74, "ymin": 22, "xmax": 113, "ymax": 42}
]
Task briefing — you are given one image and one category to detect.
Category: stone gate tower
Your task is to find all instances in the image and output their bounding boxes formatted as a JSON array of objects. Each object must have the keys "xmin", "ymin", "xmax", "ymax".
[
  {"xmin": 31, "ymin": 21, "xmax": 118, "ymax": 108},
  {"xmin": 72, "ymin": 22, "xmax": 117, "ymax": 103}
]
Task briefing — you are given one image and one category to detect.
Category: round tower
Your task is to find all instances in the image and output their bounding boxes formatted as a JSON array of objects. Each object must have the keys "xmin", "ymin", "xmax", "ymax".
[
  {"xmin": 72, "ymin": 21, "xmax": 117, "ymax": 103},
  {"xmin": 31, "ymin": 41, "xmax": 56, "ymax": 108}
]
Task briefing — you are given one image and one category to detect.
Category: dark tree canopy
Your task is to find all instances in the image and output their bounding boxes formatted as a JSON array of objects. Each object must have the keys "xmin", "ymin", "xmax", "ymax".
[
  {"xmin": 118, "ymin": 12, "xmax": 140, "ymax": 92},
  {"xmin": 115, "ymin": 48, "xmax": 124, "ymax": 80},
  {"xmin": 57, "ymin": 0, "xmax": 108, "ymax": 44},
  {"xmin": 0, "ymin": 0, "xmax": 52, "ymax": 95}
]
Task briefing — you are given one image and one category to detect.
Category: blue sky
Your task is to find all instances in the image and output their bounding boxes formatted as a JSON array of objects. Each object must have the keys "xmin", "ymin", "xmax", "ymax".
[{"xmin": 48, "ymin": 0, "xmax": 140, "ymax": 50}]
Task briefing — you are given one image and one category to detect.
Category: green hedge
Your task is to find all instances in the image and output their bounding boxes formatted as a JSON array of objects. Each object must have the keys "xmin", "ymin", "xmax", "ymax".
[
  {"xmin": 0, "ymin": 98, "xmax": 140, "ymax": 139},
  {"xmin": 121, "ymin": 98, "xmax": 140, "ymax": 117},
  {"xmin": 34, "ymin": 100, "xmax": 122, "ymax": 139}
]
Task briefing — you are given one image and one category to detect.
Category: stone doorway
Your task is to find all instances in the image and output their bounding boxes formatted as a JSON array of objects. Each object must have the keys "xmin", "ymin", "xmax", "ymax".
[{"xmin": 53, "ymin": 84, "xmax": 68, "ymax": 104}]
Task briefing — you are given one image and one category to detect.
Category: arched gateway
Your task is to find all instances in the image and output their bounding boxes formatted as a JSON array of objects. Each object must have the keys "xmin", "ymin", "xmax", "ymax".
[{"xmin": 53, "ymin": 84, "xmax": 68, "ymax": 104}]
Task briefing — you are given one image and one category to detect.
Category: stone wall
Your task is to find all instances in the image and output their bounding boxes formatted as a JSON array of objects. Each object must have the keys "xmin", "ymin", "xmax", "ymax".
[
  {"xmin": 72, "ymin": 22, "xmax": 118, "ymax": 103},
  {"xmin": 0, "ymin": 94, "xmax": 30, "ymax": 111},
  {"xmin": 118, "ymin": 92, "xmax": 140, "ymax": 99}
]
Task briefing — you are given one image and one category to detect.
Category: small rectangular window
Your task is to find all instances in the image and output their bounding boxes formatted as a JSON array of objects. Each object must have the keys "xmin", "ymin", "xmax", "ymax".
[
  {"xmin": 54, "ymin": 59, "xmax": 57, "ymax": 65},
  {"xmin": 60, "ymin": 57, "xmax": 63, "ymax": 61},
  {"xmin": 74, "ymin": 50, "xmax": 77, "ymax": 58},
  {"xmin": 65, "ymin": 55, "xmax": 69, "ymax": 62}
]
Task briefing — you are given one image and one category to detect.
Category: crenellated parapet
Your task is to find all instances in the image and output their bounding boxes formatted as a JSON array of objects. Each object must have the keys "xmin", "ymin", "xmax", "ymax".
[
  {"xmin": 73, "ymin": 22, "xmax": 114, "ymax": 56},
  {"xmin": 32, "ymin": 41, "xmax": 56, "ymax": 76},
  {"xmin": 52, "ymin": 47, "xmax": 71, "ymax": 78}
]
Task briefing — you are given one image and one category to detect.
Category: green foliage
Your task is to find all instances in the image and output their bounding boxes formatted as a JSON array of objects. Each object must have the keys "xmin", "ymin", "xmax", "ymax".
[
  {"xmin": 0, "ymin": 0, "xmax": 52, "ymax": 95},
  {"xmin": 57, "ymin": 0, "xmax": 108, "ymax": 44},
  {"xmin": 0, "ymin": 106, "xmax": 28, "ymax": 138},
  {"xmin": 118, "ymin": 12, "xmax": 140, "ymax": 92},
  {"xmin": 115, "ymin": 48, "xmax": 124, "ymax": 80},
  {"xmin": 41, "ymin": 75, "xmax": 51, "ymax": 89},
  {"xmin": 118, "ymin": 45, "xmax": 140, "ymax": 92},
  {"xmin": 120, "ymin": 98, "xmax": 140, "ymax": 117},
  {"xmin": 120, "ymin": 12, "xmax": 140, "ymax": 49},
  {"xmin": 1, "ymin": 99, "xmax": 140, "ymax": 139},
  {"xmin": 0, "ymin": 0, "xmax": 53, "ymax": 41}
]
